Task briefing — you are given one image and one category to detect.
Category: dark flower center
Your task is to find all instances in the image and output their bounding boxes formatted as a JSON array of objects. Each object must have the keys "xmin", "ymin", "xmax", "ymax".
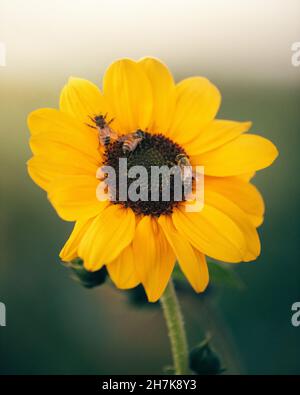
[{"xmin": 103, "ymin": 131, "xmax": 187, "ymax": 217}]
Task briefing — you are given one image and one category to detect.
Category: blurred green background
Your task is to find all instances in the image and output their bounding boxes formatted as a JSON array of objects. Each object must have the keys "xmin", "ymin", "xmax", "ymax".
[{"xmin": 0, "ymin": 0, "xmax": 300, "ymax": 375}]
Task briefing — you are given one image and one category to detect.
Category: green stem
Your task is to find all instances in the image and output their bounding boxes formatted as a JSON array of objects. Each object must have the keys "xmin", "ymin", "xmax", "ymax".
[{"xmin": 160, "ymin": 279, "xmax": 189, "ymax": 375}]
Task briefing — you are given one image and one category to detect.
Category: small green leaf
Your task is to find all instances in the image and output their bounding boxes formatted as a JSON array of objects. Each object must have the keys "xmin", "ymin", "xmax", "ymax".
[
  {"xmin": 172, "ymin": 261, "xmax": 244, "ymax": 290},
  {"xmin": 163, "ymin": 365, "xmax": 175, "ymax": 375},
  {"xmin": 208, "ymin": 261, "xmax": 244, "ymax": 290}
]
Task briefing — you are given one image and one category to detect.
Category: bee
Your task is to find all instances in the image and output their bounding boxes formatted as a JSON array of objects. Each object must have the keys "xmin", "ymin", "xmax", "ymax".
[
  {"xmin": 121, "ymin": 129, "xmax": 145, "ymax": 155},
  {"xmin": 176, "ymin": 153, "xmax": 193, "ymax": 185},
  {"xmin": 86, "ymin": 113, "xmax": 118, "ymax": 147}
]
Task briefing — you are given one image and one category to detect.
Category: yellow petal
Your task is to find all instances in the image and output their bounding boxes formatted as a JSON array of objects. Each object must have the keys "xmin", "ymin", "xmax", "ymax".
[
  {"xmin": 59, "ymin": 218, "xmax": 94, "ymax": 262},
  {"xmin": 205, "ymin": 189, "xmax": 261, "ymax": 261},
  {"xmin": 107, "ymin": 244, "xmax": 140, "ymax": 289},
  {"xmin": 172, "ymin": 204, "xmax": 247, "ymax": 263},
  {"xmin": 27, "ymin": 154, "xmax": 97, "ymax": 191},
  {"xmin": 158, "ymin": 215, "xmax": 209, "ymax": 292},
  {"xmin": 132, "ymin": 216, "xmax": 175, "ymax": 302},
  {"xmin": 60, "ymin": 77, "xmax": 108, "ymax": 123},
  {"xmin": 205, "ymin": 176, "xmax": 265, "ymax": 227},
  {"xmin": 237, "ymin": 172, "xmax": 256, "ymax": 182},
  {"xmin": 138, "ymin": 57, "xmax": 176, "ymax": 133},
  {"xmin": 28, "ymin": 108, "xmax": 99, "ymax": 162},
  {"xmin": 191, "ymin": 134, "xmax": 278, "ymax": 176},
  {"xmin": 103, "ymin": 58, "xmax": 153, "ymax": 134},
  {"xmin": 47, "ymin": 175, "xmax": 108, "ymax": 221},
  {"xmin": 168, "ymin": 77, "xmax": 221, "ymax": 144},
  {"xmin": 184, "ymin": 120, "xmax": 251, "ymax": 156},
  {"xmin": 78, "ymin": 205, "xmax": 135, "ymax": 271}
]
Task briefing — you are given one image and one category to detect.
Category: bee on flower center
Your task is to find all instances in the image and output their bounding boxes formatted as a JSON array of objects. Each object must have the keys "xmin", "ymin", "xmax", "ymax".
[
  {"xmin": 121, "ymin": 129, "xmax": 145, "ymax": 155},
  {"xmin": 175, "ymin": 153, "xmax": 193, "ymax": 185},
  {"xmin": 86, "ymin": 113, "xmax": 118, "ymax": 147}
]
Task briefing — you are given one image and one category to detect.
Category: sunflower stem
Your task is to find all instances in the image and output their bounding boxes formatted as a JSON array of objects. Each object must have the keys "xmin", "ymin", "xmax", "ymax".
[{"xmin": 160, "ymin": 279, "xmax": 189, "ymax": 375}]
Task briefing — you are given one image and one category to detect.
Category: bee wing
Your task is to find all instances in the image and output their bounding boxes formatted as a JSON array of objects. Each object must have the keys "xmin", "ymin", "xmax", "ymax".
[
  {"xmin": 119, "ymin": 131, "xmax": 134, "ymax": 142},
  {"xmin": 127, "ymin": 131, "xmax": 141, "ymax": 139},
  {"xmin": 110, "ymin": 129, "xmax": 119, "ymax": 141}
]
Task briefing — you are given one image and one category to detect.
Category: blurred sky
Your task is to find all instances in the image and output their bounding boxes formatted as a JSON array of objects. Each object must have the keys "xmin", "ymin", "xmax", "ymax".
[{"xmin": 1, "ymin": 0, "xmax": 300, "ymax": 86}]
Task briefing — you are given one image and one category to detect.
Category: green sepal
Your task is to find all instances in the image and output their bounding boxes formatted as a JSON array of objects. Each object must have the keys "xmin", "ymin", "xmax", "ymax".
[
  {"xmin": 189, "ymin": 336, "xmax": 225, "ymax": 375},
  {"xmin": 125, "ymin": 285, "xmax": 159, "ymax": 308},
  {"xmin": 65, "ymin": 258, "xmax": 107, "ymax": 289}
]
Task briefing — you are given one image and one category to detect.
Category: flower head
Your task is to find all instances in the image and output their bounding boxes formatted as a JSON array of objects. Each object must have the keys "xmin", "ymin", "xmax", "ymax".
[{"xmin": 27, "ymin": 57, "xmax": 278, "ymax": 302}]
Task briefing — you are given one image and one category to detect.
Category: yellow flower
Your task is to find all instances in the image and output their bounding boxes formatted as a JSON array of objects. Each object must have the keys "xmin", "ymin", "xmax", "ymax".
[{"xmin": 27, "ymin": 57, "xmax": 278, "ymax": 302}]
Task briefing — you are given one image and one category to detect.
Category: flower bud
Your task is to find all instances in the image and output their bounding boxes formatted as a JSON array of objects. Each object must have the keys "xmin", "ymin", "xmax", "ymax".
[
  {"xmin": 67, "ymin": 258, "xmax": 107, "ymax": 288},
  {"xmin": 189, "ymin": 338, "xmax": 224, "ymax": 375}
]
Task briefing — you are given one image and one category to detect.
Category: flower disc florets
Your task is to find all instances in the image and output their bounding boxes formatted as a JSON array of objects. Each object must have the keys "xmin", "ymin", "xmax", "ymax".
[{"xmin": 103, "ymin": 131, "xmax": 187, "ymax": 216}]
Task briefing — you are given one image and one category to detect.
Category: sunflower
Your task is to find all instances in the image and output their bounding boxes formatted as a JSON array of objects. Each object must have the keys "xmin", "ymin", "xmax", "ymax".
[{"xmin": 27, "ymin": 57, "xmax": 278, "ymax": 302}]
